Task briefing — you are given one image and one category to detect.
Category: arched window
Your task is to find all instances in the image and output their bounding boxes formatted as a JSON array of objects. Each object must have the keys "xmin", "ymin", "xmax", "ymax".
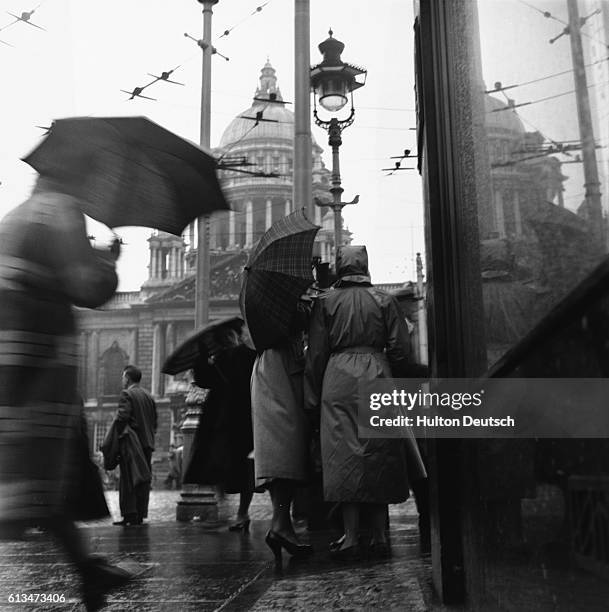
[{"xmin": 100, "ymin": 341, "xmax": 129, "ymax": 398}]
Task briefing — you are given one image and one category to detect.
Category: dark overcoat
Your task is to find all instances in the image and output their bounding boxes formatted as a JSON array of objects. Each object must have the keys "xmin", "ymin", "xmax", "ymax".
[{"xmin": 183, "ymin": 344, "xmax": 256, "ymax": 493}]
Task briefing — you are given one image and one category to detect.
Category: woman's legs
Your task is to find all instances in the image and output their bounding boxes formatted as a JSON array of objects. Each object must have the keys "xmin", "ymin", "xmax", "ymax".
[
  {"xmin": 369, "ymin": 503, "xmax": 388, "ymax": 545},
  {"xmin": 237, "ymin": 488, "xmax": 253, "ymax": 521},
  {"xmin": 341, "ymin": 503, "xmax": 360, "ymax": 548},
  {"xmin": 269, "ymin": 479, "xmax": 299, "ymax": 540}
]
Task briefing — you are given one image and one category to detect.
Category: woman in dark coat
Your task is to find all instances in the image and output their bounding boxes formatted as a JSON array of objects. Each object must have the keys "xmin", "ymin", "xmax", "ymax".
[
  {"xmin": 183, "ymin": 326, "xmax": 256, "ymax": 529},
  {"xmin": 0, "ymin": 178, "xmax": 132, "ymax": 609},
  {"xmin": 305, "ymin": 245, "xmax": 418, "ymax": 559}
]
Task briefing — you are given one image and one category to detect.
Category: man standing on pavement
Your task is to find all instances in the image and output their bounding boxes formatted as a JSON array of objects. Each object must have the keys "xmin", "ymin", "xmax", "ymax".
[{"xmin": 113, "ymin": 365, "xmax": 157, "ymax": 526}]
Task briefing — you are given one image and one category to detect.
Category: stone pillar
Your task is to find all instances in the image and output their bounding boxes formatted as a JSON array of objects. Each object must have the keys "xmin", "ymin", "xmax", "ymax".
[
  {"xmin": 494, "ymin": 190, "xmax": 505, "ymax": 238},
  {"xmin": 148, "ymin": 248, "xmax": 153, "ymax": 280},
  {"xmin": 176, "ymin": 405, "xmax": 219, "ymax": 523},
  {"xmin": 245, "ymin": 200, "xmax": 254, "ymax": 247},
  {"xmin": 513, "ymin": 191, "xmax": 522, "ymax": 236},
  {"xmin": 285, "ymin": 199, "xmax": 291, "ymax": 216},
  {"xmin": 266, "ymin": 198, "xmax": 273, "ymax": 230},
  {"xmin": 228, "ymin": 210, "xmax": 235, "ymax": 247},
  {"xmin": 132, "ymin": 328, "xmax": 139, "ymax": 365},
  {"xmin": 90, "ymin": 331, "xmax": 99, "ymax": 399},
  {"xmin": 79, "ymin": 332, "xmax": 88, "ymax": 399},
  {"xmin": 155, "ymin": 250, "xmax": 161, "ymax": 278},
  {"xmin": 189, "ymin": 222, "xmax": 195, "ymax": 251},
  {"xmin": 151, "ymin": 323, "xmax": 164, "ymax": 397}
]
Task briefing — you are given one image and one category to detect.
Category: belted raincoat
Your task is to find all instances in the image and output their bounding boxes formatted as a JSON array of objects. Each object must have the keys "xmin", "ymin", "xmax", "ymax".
[{"xmin": 304, "ymin": 246, "xmax": 413, "ymax": 503}]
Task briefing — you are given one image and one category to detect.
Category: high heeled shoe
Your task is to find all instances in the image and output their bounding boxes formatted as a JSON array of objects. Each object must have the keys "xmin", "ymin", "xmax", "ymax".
[
  {"xmin": 265, "ymin": 530, "xmax": 313, "ymax": 567},
  {"xmin": 329, "ymin": 534, "xmax": 346, "ymax": 551},
  {"xmin": 228, "ymin": 518, "xmax": 251, "ymax": 532}
]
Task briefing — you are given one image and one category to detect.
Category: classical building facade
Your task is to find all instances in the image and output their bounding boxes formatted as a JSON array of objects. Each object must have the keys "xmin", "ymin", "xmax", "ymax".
[{"xmin": 78, "ymin": 62, "xmax": 354, "ymax": 482}]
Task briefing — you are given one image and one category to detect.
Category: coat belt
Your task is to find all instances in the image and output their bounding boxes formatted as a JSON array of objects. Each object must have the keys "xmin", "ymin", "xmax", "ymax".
[{"xmin": 332, "ymin": 345, "xmax": 383, "ymax": 354}]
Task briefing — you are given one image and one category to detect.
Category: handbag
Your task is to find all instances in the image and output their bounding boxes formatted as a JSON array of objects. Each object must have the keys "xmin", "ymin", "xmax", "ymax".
[{"xmin": 185, "ymin": 382, "xmax": 209, "ymax": 406}]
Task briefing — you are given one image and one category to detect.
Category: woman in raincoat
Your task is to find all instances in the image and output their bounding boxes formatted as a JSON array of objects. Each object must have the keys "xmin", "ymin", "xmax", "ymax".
[
  {"xmin": 0, "ymin": 177, "xmax": 131, "ymax": 610},
  {"xmin": 305, "ymin": 245, "xmax": 416, "ymax": 560},
  {"xmin": 251, "ymin": 305, "xmax": 313, "ymax": 566}
]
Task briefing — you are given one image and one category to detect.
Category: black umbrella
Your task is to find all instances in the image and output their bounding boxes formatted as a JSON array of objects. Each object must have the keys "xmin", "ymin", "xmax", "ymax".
[
  {"xmin": 239, "ymin": 209, "xmax": 320, "ymax": 351},
  {"xmin": 161, "ymin": 316, "xmax": 244, "ymax": 376},
  {"xmin": 23, "ymin": 116, "xmax": 230, "ymax": 236}
]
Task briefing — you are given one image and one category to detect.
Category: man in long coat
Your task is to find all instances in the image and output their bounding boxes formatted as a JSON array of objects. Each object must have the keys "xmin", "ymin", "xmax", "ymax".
[{"xmin": 112, "ymin": 365, "xmax": 157, "ymax": 526}]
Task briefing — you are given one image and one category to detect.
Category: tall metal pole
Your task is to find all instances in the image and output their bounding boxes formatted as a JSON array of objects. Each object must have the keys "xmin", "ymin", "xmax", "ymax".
[
  {"xmin": 566, "ymin": 0, "xmax": 604, "ymax": 252},
  {"xmin": 195, "ymin": 0, "xmax": 217, "ymax": 328},
  {"xmin": 294, "ymin": 0, "xmax": 313, "ymax": 218},
  {"xmin": 177, "ymin": 0, "xmax": 218, "ymax": 524},
  {"xmin": 328, "ymin": 118, "xmax": 344, "ymax": 265}
]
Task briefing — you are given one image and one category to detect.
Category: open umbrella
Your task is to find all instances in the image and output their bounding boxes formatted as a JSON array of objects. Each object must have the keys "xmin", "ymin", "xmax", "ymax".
[
  {"xmin": 22, "ymin": 116, "xmax": 230, "ymax": 236},
  {"xmin": 161, "ymin": 316, "xmax": 244, "ymax": 376},
  {"xmin": 240, "ymin": 209, "xmax": 320, "ymax": 351}
]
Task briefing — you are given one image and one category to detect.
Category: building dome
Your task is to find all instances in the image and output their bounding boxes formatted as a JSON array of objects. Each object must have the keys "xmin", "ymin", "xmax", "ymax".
[
  {"xmin": 484, "ymin": 94, "xmax": 526, "ymax": 135},
  {"xmin": 209, "ymin": 60, "xmax": 334, "ymax": 257},
  {"xmin": 219, "ymin": 60, "xmax": 306, "ymax": 147},
  {"xmin": 219, "ymin": 103, "xmax": 294, "ymax": 146}
]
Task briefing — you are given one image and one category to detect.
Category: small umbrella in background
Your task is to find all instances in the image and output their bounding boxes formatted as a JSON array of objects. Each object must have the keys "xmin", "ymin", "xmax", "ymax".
[
  {"xmin": 23, "ymin": 116, "xmax": 230, "ymax": 236},
  {"xmin": 161, "ymin": 316, "xmax": 244, "ymax": 376},
  {"xmin": 240, "ymin": 209, "xmax": 320, "ymax": 351}
]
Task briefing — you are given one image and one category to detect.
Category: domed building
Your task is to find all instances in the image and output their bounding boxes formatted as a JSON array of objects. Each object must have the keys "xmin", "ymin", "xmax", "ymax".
[
  {"xmin": 204, "ymin": 60, "xmax": 337, "ymax": 255},
  {"xmin": 483, "ymin": 93, "xmax": 567, "ymax": 241},
  {"xmin": 74, "ymin": 61, "xmax": 357, "ymax": 483}
]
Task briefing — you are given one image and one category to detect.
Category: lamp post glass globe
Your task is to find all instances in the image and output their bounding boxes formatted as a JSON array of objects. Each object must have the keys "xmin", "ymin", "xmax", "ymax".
[{"xmin": 310, "ymin": 30, "xmax": 366, "ymax": 115}]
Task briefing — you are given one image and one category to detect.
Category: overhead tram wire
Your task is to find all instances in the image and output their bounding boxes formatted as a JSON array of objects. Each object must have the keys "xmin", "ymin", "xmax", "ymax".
[
  {"xmin": 217, "ymin": 1, "xmax": 271, "ymax": 39},
  {"xmin": 122, "ymin": 2, "xmax": 273, "ymax": 101},
  {"xmin": 485, "ymin": 54, "xmax": 609, "ymax": 95},
  {"xmin": 517, "ymin": 0, "xmax": 609, "ymax": 51},
  {"xmin": 490, "ymin": 80, "xmax": 609, "ymax": 114}
]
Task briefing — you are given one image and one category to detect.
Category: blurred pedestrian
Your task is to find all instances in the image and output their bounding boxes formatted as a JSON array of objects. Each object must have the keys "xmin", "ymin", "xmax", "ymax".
[
  {"xmin": 0, "ymin": 176, "xmax": 132, "ymax": 610},
  {"xmin": 305, "ymin": 245, "xmax": 420, "ymax": 560},
  {"xmin": 183, "ymin": 326, "xmax": 256, "ymax": 530},
  {"xmin": 252, "ymin": 303, "xmax": 314, "ymax": 567},
  {"xmin": 111, "ymin": 365, "xmax": 157, "ymax": 526},
  {"xmin": 165, "ymin": 444, "xmax": 183, "ymax": 490}
]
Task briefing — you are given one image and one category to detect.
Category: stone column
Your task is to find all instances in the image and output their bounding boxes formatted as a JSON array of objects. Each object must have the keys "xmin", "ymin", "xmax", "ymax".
[
  {"xmin": 90, "ymin": 331, "xmax": 99, "ymax": 399},
  {"xmin": 151, "ymin": 323, "xmax": 164, "ymax": 397},
  {"xmin": 513, "ymin": 191, "xmax": 522, "ymax": 236},
  {"xmin": 228, "ymin": 210, "xmax": 235, "ymax": 247},
  {"xmin": 285, "ymin": 199, "xmax": 291, "ymax": 216},
  {"xmin": 494, "ymin": 190, "xmax": 505, "ymax": 238},
  {"xmin": 189, "ymin": 222, "xmax": 195, "ymax": 250},
  {"xmin": 131, "ymin": 328, "xmax": 139, "ymax": 365},
  {"xmin": 245, "ymin": 200, "xmax": 254, "ymax": 247},
  {"xmin": 79, "ymin": 332, "xmax": 88, "ymax": 400},
  {"xmin": 148, "ymin": 248, "xmax": 153, "ymax": 280},
  {"xmin": 266, "ymin": 198, "xmax": 273, "ymax": 230}
]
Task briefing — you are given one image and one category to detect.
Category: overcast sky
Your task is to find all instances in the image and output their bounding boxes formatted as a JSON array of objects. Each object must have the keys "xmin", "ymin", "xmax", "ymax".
[
  {"xmin": 0, "ymin": 1, "xmax": 604, "ymax": 291},
  {"xmin": 0, "ymin": 0, "xmax": 421, "ymax": 291}
]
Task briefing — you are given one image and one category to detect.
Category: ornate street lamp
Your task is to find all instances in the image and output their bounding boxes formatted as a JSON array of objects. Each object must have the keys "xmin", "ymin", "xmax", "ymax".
[{"xmin": 311, "ymin": 30, "xmax": 366, "ymax": 267}]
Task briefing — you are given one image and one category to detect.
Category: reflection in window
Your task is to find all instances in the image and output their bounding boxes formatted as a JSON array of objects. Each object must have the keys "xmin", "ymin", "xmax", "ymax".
[{"xmin": 474, "ymin": 0, "xmax": 609, "ymax": 365}]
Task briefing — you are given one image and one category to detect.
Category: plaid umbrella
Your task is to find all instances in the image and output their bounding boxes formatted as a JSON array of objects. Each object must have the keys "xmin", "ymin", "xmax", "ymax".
[
  {"xmin": 161, "ymin": 316, "xmax": 244, "ymax": 375},
  {"xmin": 23, "ymin": 116, "xmax": 229, "ymax": 236},
  {"xmin": 240, "ymin": 209, "xmax": 320, "ymax": 351}
]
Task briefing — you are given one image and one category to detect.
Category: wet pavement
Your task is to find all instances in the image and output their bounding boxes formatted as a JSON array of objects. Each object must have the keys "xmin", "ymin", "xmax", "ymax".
[{"xmin": 0, "ymin": 492, "xmax": 436, "ymax": 611}]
